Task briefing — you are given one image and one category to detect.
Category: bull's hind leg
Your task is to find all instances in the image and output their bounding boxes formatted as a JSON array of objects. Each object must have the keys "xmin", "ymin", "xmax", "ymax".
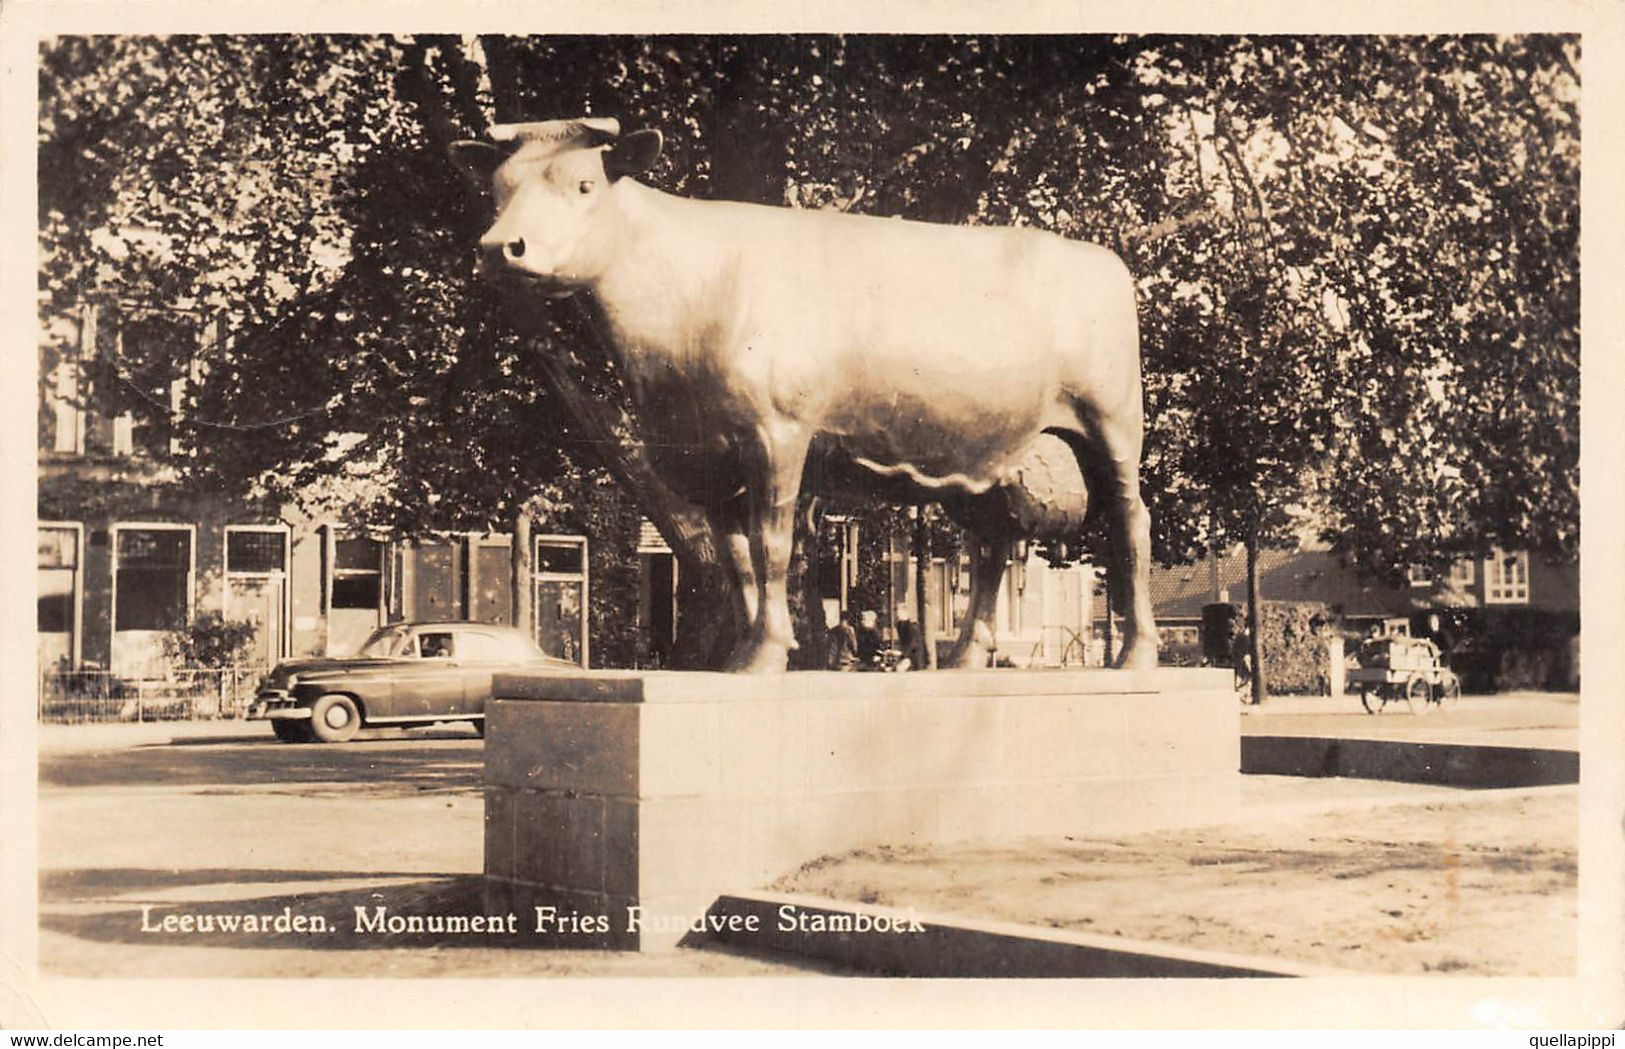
[
  {"xmin": 1108, "ymin": 496, "xmax": 1159, "ymax": 670},
  {"xmin": 713, "ymin": 515, "xmax": 759, "ymax": 671},
  {"xmin": 728, "ymin": 422, "xmax": 812, "ymax": 674},
  {"xmin": 1065, "ymin": 416, "xmax": 1159, "ymax": 670},
  {"xmin": 943, "ymin": 535, "xmax": 1013, "ymax": 669}
]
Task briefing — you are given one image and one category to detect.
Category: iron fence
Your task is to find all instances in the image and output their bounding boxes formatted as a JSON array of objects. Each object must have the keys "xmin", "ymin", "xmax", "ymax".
[{"xmin": 38, "ymin": 665, "xmax": 267, "ymax": 723}]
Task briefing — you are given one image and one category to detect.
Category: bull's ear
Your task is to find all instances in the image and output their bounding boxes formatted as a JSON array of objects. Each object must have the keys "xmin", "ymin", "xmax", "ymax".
[
  {"xmin": 449, "ymin": 140, "xmax": 503, "ymax": 190},
  {"xmin": 604, "ymin": 129, "xmax": 663, "ymax": 179}
]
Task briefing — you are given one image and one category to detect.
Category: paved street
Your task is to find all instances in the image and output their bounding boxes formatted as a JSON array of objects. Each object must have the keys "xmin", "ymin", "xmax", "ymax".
[
  {"xmin": 1241, "ymin": 690, "xmax": 1580, "ymax": 750},
  {"xmin": 36, "ymin": 722, "xmax": 807, "ymax": 978}
]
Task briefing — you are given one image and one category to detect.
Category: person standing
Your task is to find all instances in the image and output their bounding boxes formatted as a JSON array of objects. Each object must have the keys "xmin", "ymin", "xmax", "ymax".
[
  {"xmin": 856, "ymin": 609, "xmax": 882, "ymax": 668},
  {"xmin": 894, "ymin": 606, "xmax": 927, "ymax": 671},
  {"xmin": 827, "ymin": 607, "xmax": 859, "ymax": 671}
]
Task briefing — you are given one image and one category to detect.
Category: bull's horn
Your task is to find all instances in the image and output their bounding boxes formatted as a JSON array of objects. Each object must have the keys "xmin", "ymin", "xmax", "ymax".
[{"xmin": 489, "ymin": 118, "xmax": 622, "ymax": 146}]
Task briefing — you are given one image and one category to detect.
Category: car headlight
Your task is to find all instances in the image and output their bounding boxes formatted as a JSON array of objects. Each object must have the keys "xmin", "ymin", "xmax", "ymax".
[{"xmin": 285, "ymin": 674, "xmax": 300, "ymax": 690}]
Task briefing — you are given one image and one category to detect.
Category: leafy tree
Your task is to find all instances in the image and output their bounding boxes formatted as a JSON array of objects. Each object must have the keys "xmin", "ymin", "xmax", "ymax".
[
  {"xmin": 1289, "ymin": 37, "xmax": 1580, "ymax": 571},
  {"xmin": 978, "ymin": 36, "xmax": 1578, "ymax": 696},
  {"xmin": 38, "ymin": 34, "xmax": 1579, "ymax": 679}
]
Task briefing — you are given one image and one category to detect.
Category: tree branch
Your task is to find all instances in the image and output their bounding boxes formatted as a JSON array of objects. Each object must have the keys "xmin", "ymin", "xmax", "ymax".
[
  {"xmin": 1212, "ymin": 110, "xmax": 1277, "ymax": 269},
  {"xmin": 398, "ymin": 38, "xmax": 460, "ymax": 152}
]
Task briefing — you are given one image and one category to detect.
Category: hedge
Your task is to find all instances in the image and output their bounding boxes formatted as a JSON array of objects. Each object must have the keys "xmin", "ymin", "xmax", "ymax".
[
  {"xmin": 1260, "ymin": 603, "xmax": 1337, "ymax": 694},
  {"xmin": 1200, "ymin": 601, "xmax": 1337, "ymax": 695},
  {"xmin": 1419, "ymin": 608, "xmax": 1580, "ymax": 692}
]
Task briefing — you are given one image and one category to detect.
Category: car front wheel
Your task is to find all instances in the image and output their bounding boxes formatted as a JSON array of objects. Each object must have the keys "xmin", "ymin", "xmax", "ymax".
[
  {"xmin": 272, "ymin": 719, "xmax": 312, "ymax": 743},
  {"xmin": 308, "ymin": 694, "xmax": 362, "ymax": 743}
]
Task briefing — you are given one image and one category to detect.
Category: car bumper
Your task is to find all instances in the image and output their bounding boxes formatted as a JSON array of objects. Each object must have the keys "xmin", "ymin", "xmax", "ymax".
[{"xmin": 247, "ymin": 700, "xmax": 312, "ymax": 721}]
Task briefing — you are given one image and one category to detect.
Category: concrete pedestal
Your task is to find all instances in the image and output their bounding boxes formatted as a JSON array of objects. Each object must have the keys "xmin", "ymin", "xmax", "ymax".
[{"xmin": 483, "ymin": 668, "xmax": 1239, "ymax": 950}]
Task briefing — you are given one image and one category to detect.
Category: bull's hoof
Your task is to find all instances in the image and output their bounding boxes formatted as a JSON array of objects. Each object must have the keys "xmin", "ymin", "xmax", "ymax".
[
  {"xmin": 724, "ymin": 640, "xmax": 791, "ymax": 674},
  {"xmin": 1114, "ymin": 642, "xmax": 1159, "ymax": 671},
  {"xmin": 941, "ymin": 643, "xmax": 994, "ymax": 670}
]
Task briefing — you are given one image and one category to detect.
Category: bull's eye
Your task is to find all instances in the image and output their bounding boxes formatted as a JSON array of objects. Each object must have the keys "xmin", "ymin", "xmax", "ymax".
[{"xmin": 578, "ymin": 179, "xmax": 595, "ymax": 195}]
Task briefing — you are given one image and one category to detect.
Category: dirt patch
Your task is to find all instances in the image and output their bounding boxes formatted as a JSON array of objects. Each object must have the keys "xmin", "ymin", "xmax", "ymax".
[{"xmin": 773, "ymin": 791, "xmax": 1577, "ymax": 975}]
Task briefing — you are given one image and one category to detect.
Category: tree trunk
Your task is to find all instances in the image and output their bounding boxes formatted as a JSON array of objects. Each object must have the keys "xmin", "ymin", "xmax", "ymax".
[
  {"xmin": 701, "ymin": 40, "xmax": 790, "ymax": 206},
  {"xmin": 1102, "ymin": 577, "xmax": 1114, "ymax": 667},
  {"xmin": 1246, "ymin": 529, "xmax": 1269, "ymax": 706},
  {"xmin": 512, "ymin": 508, "xmax": 532, "ymax": 638},
  {"xmin": 476, "ymin": 35, "xmax": 523, "ymax": 122},
  {"xmin": 913, "ymin": 508, "xmax": 935, "ymax": 669},
  {"xmin": 448, "ymin": 39, "xmax": 809, "ymax": 669},
  {"xmin": 670, "ymin": 556, "xmax": 741, "ymax": 670},
  {"xmin": 407, "ymin": 37, "xmax": 744, "ymax": 668},
  {"xmin": 514, "ymin": 324, "xmax": 743, "ymax": 669}
]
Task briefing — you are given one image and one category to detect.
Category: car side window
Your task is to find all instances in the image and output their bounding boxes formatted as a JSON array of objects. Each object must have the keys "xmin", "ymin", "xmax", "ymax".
[{"xmin": 417, "ymin": 632, "xmax": 456, "ymax": 658}]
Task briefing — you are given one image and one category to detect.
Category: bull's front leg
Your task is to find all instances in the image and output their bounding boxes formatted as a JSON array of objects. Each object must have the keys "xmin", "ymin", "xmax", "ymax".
[
  {"xmin": 711, "ymin": 517, "xmax": 758, "ymax": 629},
  {"xmin": 728, "ymin": 423, "xmax": 811, "ymax": 674},
  {"xmin": 944, "ymin": 536, "xmax": 1012, "ymax": 669},
  {"xmin": 707, "ymin": 501, "xmax": 764, "ymax": 672}
]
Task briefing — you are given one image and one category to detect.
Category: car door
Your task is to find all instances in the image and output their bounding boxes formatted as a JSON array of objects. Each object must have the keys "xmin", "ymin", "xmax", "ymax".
[
  {"xmin": 454, "ymin": 628, "xmax": 516, "ymax": 714},
  {"xmin": 392, "ymin": 628, "xmax": 466, "ymax": 718}
]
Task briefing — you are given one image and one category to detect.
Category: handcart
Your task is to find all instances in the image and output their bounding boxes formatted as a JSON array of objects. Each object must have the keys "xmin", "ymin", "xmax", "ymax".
[{"xmin": 1349, "ymin": 635, "xmax": 1461, "ymax": 715}]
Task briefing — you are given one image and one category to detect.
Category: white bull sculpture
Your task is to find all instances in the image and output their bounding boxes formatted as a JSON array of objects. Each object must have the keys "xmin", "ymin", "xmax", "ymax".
[{"xmin": 452, "ymin": 118, "xmax": 1158, "ymax": 673}]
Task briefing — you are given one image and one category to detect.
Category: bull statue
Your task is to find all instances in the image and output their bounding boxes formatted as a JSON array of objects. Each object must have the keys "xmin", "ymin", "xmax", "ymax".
[{"xmin": 452, "ymin": 118, "xmax": 1158, "ymax": 673}]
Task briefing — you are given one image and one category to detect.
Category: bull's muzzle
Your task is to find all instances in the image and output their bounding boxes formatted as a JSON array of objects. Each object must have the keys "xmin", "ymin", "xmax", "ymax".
[{"xmin": 474, "ymin": 237, "xmax": 527, "ymax": 276}]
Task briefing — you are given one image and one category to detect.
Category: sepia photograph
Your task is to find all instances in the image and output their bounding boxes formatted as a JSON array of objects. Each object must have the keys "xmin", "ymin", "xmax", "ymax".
[{"xmin": 3, "ymin": 2, "xmax": 1620, "ymax": 1033}]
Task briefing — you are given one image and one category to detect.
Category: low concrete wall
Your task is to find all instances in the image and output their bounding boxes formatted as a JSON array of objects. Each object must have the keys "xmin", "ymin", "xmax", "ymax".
[
  {"xmin": 1241, "ymin": 735, "xmax": 1579, "ymax": 788},
  {"xmin": 483, "ymin": 668, "xmax": 1239, "ymax": 950}
]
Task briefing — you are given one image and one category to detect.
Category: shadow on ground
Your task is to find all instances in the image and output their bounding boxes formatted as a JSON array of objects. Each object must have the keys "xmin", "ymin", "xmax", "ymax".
[
  {"xmin": 159, "ymin": 728, "xmax": 479, "ymax": 748},
  {"xmin": 1241, "ymin": 736, "xmax": 1579, "ymax": 787},
  {"xmin": 39, "ymin": 867, "xmax": 470, "ymax": 903},
  {"xmin": 39, "ymin": 737, "xmax": 484, "ymax": 797}
]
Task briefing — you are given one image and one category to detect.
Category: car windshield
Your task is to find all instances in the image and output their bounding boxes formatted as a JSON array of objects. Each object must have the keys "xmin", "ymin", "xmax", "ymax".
[{"xmin": 356, "ymin": 625, "xmax": 412, "ymax": 658}]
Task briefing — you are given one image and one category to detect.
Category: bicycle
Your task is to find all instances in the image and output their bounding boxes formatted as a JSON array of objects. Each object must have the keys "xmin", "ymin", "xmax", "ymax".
[{"xmin": 1028, "ymin": 627, "xmax": 1090, "ymax": 668}]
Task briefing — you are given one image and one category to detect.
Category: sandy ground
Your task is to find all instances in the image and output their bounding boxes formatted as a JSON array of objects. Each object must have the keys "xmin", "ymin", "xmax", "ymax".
[
  {"xmin": 773, "ymin": 786, "xmax": 1578, "ymax": 976},
  {"xmin": 35, "ymin": 726, "xmax": 812, "ymax": 978}
]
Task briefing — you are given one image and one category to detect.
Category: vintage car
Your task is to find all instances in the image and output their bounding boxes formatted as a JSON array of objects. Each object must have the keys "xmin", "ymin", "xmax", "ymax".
[{"xmin": 247, "ymin": 621, "xmax": 580, "ymax": 743}]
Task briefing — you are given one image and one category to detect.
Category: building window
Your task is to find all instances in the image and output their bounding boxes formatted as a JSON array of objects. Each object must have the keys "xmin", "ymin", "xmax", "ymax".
[
  {"xmin": 227, "ymin": 528, "xmax": 287, "ymax": 575},
  {"xmin": 331, "ymin": 535, "xmax": 384, "ymax": 611},
  {"xmin": 50, "ymin": 357, "xmax": 84, "ymax": 454},
  {"xmin": 1164, "ymin": 625, "xmax": 1201, "ymax": 647},
  {"xmin": 112, "ymin": 313, "xmax": 189, "ymax": 460},
  {"xmin": 1406, "ymin": 564, "xmax": 1432, "ymax": 588},
  {"xmin": 1448, "ymin": 559, "xmax": 1476, "ymax": 587},
  {"xmin": 112, "ymin": 413, "xmax": 135, "ymax": 457},
  {"xmin": 114, "ymin": 526, "xmax": 192, "ymax": 631},
  {"xmin": 38, "ymin": 524, "xmax": 82, "ymax": 668},
  {"xmin": 38, "ymin": 526, "xmax": 79, "ymax": 631},
  {"xmin": 1484, "ymin": 549, "xmax": 1530, "ymax": 605},
  {"xmin": 534, "ymin": 535, "xmax": 589, "ymax": 667}
]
